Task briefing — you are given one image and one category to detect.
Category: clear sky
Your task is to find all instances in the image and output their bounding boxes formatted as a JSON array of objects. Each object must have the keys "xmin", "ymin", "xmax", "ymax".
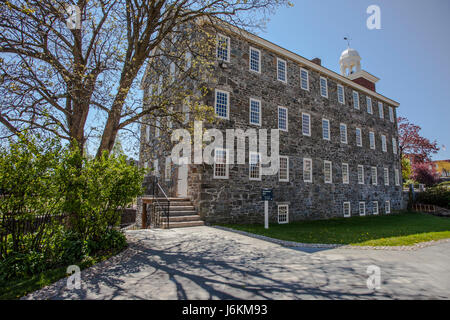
[{"xmin": 259, "ymin": 0, "xmax": 450, "ymax": 160}]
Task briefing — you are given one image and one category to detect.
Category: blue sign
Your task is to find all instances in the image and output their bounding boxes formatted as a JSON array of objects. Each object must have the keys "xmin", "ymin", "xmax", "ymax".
[{"xmin": 261, "ymin": 188, "xmax": 273, "ymax": 201}]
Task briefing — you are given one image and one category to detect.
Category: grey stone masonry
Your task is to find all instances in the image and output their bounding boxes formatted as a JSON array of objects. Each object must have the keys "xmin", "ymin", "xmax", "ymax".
[{"xmin": 140, "ymin": 29, "xmax": 402, "ymax": 225}]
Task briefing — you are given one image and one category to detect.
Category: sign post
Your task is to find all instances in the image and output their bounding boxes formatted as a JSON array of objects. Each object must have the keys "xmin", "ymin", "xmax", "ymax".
[{"xmin": 261, "ymin": 189, "xmax": 273, "ymax": 229}]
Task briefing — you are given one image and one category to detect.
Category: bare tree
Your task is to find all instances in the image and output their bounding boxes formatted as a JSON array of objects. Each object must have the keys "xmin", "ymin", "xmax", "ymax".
[{"xmin": 0, "ymin": 0, "xmax": 290, "ymax": 156}]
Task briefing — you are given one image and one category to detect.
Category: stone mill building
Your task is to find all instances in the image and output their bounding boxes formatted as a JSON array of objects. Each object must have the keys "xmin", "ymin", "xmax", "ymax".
[{"xmin": 138, "ymin": 26, "xmax": 402, "ymax": 227}]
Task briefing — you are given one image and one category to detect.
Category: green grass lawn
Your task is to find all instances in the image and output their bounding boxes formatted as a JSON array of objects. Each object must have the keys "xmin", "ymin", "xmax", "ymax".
[
  {"xmin": 0, "ymin": 248, "xmax": 125, "ymax": 300},
  {"xmin": 219, "ymin": 211, "xmax": 450, "ymax": 246}
]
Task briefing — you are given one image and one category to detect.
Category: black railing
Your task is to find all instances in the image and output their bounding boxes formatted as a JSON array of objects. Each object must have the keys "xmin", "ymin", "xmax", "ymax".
[{"xmin": 148, "ymin": 178, "xmax": 170, "ymax": 228}]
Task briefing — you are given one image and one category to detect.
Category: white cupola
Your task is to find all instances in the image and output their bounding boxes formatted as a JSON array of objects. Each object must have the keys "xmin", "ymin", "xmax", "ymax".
[{"xmin": 339, "ymin": 48, "xmax": 361, "ymax": 76}]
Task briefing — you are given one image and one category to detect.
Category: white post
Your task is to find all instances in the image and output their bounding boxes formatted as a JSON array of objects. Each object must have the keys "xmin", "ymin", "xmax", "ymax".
[{"xmin": 264, "ymin": 200, "xmax": 269, "ymax": 229}]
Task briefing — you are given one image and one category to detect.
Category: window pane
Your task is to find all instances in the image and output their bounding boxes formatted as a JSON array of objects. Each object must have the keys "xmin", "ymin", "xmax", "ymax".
[{"xmin": 215, "ymin": 91, "xmax": 228, "ymax": 118}]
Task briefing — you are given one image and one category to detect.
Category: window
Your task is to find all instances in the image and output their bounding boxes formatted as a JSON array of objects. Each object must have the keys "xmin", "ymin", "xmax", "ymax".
[
  {"xmin": 165, "ymin": 157, "xmax": 171, "ymax": 181},
  {"xmin": 249, "ymin": 98, "xmax": 261, "ymax": 126},
  {"xmin": 358, "ymin": 165, "xmax": 364, "ymax": 184},
  {"xmin": 359, "ymin": 202, "xmax": 366, "ymax": 216},
  {"xmin": 378, "ymin": 102, "xmax": 384, "ymax": 119},
  {"xmin": 170, "ymin": 62, "xmax": 176, "ymax": 82},
  {"xmin": 324, "ymin": 160, "xmax": 332, "ymax": 183},
  {"xmin": 342, "ymin": 163, "xmax": 349, "ymax": 184},
  {"xmin": 320, "ymin": 77, "xmax": 328, "ymax": 98},
  {"xmin": 249, "ymin": 47, "xmax": 261, "ymax": 73},
  {"xmin": 353, "ymin": 91, "xmax": 360, "ymax": 109},
  {"xmin": 155, "ymin": 117, "xmax": 160, "ymax": 138},
  {"xmin": 300, "ymin": 68, "xmax": 309, "ymax": 90},
  {"xmin": 322, "ymin": 119, "xmax": 330, "ymax": 140},
  {"xmin": 389, "ymin": 106, "xmax": 394, "ymax": 122},
  {"xmin": 303, "ymin": 158, "xmax": 312, "ymax": 182},
  {"xmin": 356, "ymin": 128, "xmax": 362, "ymax": 147},
  {"xmin": 278, "ymin": 106, "xmax": 288, "ymax": 131},
  {"xmin": 277, "ymin": 58, "xmax": 287, "ymax": 83},
  {"xmin": 366, "ymin": 96, "xmax": 373, "ymax": 114},
  {"xmin": 343, "ymin": 202, "xmax": 351, "ymax": 218},
  {"xmin": 279, "ymin": 156, "xmax": 289, "ymax": 182},
  {"xmin": 337, "ymin": 84, "xmax": 345, "ymax": 104},
  {"xmin": 146, "ymin": 124, "xmax": 151, "ymax": 142},
  {"xmin": 381, "ymin": 135, "xmax": 387, "ymax": 152},
  {"xmin": 392, "ymin": 138, "xmax": 398, "ymax": 154},
  {"xmin": 278, "ymin": 204, "xmax": 289, "ymax": 224},
  {"xmin": 384, "ymin": 167, "xmax": 389, "ymax": 186},
  {"xmin": 302, "ymin": 113, "xmax": 311, "ymax": 136},
  {"xmin": 214, "ymin": 149, "xmax": 229, "ymax": 179},
  {"xmin": 185, "ymin": 51, "xmax": 192, "ymax": 69},
  {"xmin": 215, "ymin": 89, "xmax": 229, "ymax": 119},
  {"xmin": 183, "ymin": 98, "xmax": 190, "ymax": 124},
  {"xmin": 217, "ymin": 34, "xmax": 230, "ymax": 62},
  {"xmin": 153, "ymin": 159, "xmax": 159, "ymax": 177},
  {"xmin": 340, "ymin": 123, "xmax": 347, "ymax": 144},
  {"xmin": 395, "ymin": 168, "xmax": 400, "ymax": 186},
  {"xmin": 249, "ymin": 152, "xmax": 261, "ymax": 180},
  {"xmin": 369, "ymin": 131, "xmax": 375, "ymax": 150},
  {"xmin": 385, "ymin": 201, "xmax": 391, "ymax": 214},
  {"xmin": 373, "ymin": 201, "xmax": 379, "ymax": 215},
  {"xmin": 371, "ymin": 166, "xmax": 377, "ymax": 185}
]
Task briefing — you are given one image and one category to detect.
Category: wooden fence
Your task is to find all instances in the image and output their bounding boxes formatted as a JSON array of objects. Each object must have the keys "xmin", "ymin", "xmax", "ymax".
[{"xmin": 412, "ymin": 203, "xmax": 437, "ymax": 213}]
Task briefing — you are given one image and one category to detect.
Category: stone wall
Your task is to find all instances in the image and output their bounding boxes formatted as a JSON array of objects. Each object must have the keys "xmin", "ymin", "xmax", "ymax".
[
  {"xmin": 195, "ymin": 33, "xmax": 402, "ymax": 224},
  {"xmin": 140, "ymin": 31, "xmax": 403, "ymax": 225}
]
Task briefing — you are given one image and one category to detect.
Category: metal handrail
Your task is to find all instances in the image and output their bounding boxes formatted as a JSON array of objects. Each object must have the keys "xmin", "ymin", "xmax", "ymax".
[{"xmin": 149, "ymin": 178, "xmax": 170, "ymax": 228}]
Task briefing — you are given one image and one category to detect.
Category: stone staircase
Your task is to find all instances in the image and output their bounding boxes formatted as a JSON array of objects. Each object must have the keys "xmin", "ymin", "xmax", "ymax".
[{"xmin": 161, "ymin": 197, "xmax": 204, "ymax": 229}]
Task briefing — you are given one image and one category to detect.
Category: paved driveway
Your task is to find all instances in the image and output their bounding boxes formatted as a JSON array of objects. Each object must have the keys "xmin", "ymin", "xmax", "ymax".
[{"xmin": 25, "ymin": 226, "xmax": 450, "ymax": 299}]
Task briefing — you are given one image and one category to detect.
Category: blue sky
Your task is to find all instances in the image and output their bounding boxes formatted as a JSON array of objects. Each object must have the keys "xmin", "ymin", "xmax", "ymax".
[{"xmin": 259, "ymin": 0, "xmax": 450, "ymax": 160}]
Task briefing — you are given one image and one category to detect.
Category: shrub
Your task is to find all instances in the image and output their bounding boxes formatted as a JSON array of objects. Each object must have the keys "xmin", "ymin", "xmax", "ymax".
[
  {"xmin": 412, "ymin": 163, "xmax": 439, "ymax": 187},
  {"xmin": 416, "ymin": 187, "xmax": 450, "ymax": 209}
]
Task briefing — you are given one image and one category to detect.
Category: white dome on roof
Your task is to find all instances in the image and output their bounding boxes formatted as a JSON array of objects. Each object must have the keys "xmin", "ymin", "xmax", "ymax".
[{"xmin": 339, "ymin": 47, "xmax": 362, "ymax": 76}]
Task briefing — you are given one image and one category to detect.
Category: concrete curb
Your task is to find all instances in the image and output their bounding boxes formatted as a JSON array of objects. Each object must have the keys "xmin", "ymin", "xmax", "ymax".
[{"xmin": 212, "ymin": 225, "xmax": 450, "ymax": 251}]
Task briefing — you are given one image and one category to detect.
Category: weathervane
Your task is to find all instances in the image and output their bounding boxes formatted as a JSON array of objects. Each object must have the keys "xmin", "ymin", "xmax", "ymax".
[{"xmin": 343, "ymin": 35, "xmax": 352, "ymax": 48}]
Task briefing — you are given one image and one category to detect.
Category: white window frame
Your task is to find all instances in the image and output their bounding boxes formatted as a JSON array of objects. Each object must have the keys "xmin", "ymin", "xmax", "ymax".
[
  {"xmin": 378, "ymin": 102, "xmax": 384, "ymax": 119},
  {"xmin": 359, "ymin": 202, "xmax": 366, "ymax": 216},
  {"xmin": 366, "ymin": 96, "xmax": 373, "ymax": 114},
  {"xmin": 320, "ymin": 76, "xmax": 328, "ymax": 98},
  {"xmin": 278, "ymin": 106, "xmax": 288, "ymax": 132},
  {"xmin": 369, "ymin": 131, "xmax": 376, "ymax": 150},
  {"xmin": 213, "ymin": 148, "xmax": 229, "ymax": 179},
  {"xmin": 371, "ymin": 166, "xmax": 378, "ymax": 186},
  {"xmin": 337, "ymin": 84, "xmax": 345, "ymax": 104},
  {"xmin": 373, "ymin": 201, "xmax": 379, "ymax": 215},
  {"xmin": 153, "ymin": 159, "xmax": 160, "ymax": 177},
  {"xmin": 249, "ymin": 98, "xmax": 261, "ymax": 126},
  {"xmin": 343, "ymin": 202, "xmax": 351, "ymax": 218},
  {"xmin": 324, "ymin": 160, "xmax": 332, "ymax": 184},
  {"xmin": 278, "ymin": 204, "xmax": 289, "ymax": 224},
  {"xmin": 381, "ymin": 134, "xmax": 387, "ymax": 152},
  {"xmin": 356, "ymin": 128, "xmax": 362, "ymax": 147},
  {"xmin": 392, "ymin": 138, "xmax": 398, "ymax": 154},
  {"xmin": 389, "ymin": 106, "xmax": 394, "ymax": 122},
  {"xmin": 358, "ymin": 165, "xmax": 365, "ymax": 185},
  {"xmin": 214, "ymin": 89, "xmax": 230, "ymax": 120},
  {"xmin": 322, "ymin": 118, "xmax": 330, "ymax": 141},
  {"xmin": 353, "ymin": 91, "xmax": 360, "ymax": 110},
  {"xmin": 277, "ymin": 58, "xmax": 287, "ymax": 83},
  {"xmin": 302, "ymin": 112, "xmax": 311, "ymax": 136},
  {"xmin": 384, "ymin": 167, "xmax": 389, "ymax": 186},
  {"xmin": 342, "ymin": 163, "xmax": 349, "ymax": 184},
  {"xmin": 279, "ymin": 156, "xmax": 289, "ymax": 182},
  {"xmin": 216, "ymin": 34, "xmax": 230, "ymax": 62},
  {"xmin": 300, "ymin": 68, "xmax": 309, "ymax": 91},
  {"xmin": 340, "ymin": 123, "xmax": 348, "ymax": 144},
  {"xmin": 155, "ymin": 117, "xmax": 160, "ymax": 138},
  {"xmin": 385, "ymin": 201, "xmax": 391, "ymax": 214},
  {"xmin": 249, "ymin": 152, "xmax": 261, "ymax": 181},
  {"xmin": 249, "ymin": 46, "xmax": 261, "ymax": 73},
  {"xmin": 395, "ymin": 168, "xmax": 400, "ymax": 186},
  {"xmin": 303, "ymin": 158, "xmax": 313, "ymax": 183}
]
